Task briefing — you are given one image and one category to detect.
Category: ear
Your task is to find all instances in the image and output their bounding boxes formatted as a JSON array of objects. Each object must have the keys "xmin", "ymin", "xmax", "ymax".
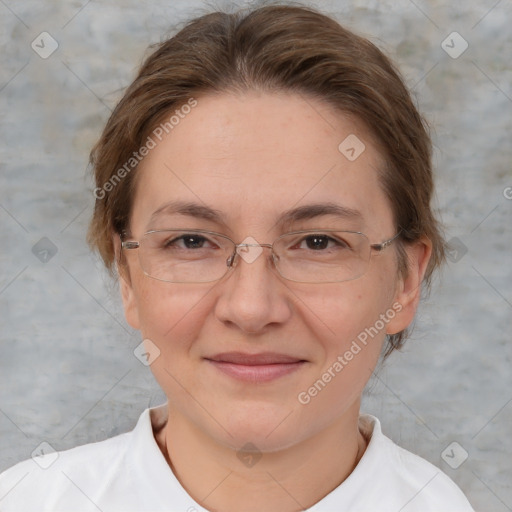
[
  {"xmin": 113, "ymin": 234, "xmax": 141, "ymax": 331},
  {"xmin": 386, "ymin": 236, "xmax": 432, "ymax": 335}
]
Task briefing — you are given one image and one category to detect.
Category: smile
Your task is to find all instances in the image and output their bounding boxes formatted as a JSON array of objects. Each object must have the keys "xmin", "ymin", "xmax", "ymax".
[{"xmin": 205, "ymin": 352, "xmax": 307, "ymax": 383}]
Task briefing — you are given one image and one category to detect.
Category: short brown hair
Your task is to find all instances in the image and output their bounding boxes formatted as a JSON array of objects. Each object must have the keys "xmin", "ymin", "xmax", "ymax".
[{"xmin": 87, "ymin": 3, "xmax": 445, "ymax": 356}]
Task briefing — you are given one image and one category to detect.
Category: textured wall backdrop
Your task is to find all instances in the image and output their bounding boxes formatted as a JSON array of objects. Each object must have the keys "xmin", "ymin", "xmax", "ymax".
[{"xmin": 1, "ymin": 1, "xmax": 511, "ymax": 510}]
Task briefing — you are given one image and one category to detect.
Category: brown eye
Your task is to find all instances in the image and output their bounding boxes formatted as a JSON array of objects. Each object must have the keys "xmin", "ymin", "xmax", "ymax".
[
  {"xmin": 304, "ymin": 235, "xmax": 329, "ymax": 250},
  {"xmin": 297, "ymin": 234, "xmax": 348, "ymax": 251},
  {"xmin": 174, "ymin": 235, "xmax": 208, "ymax": 249}
]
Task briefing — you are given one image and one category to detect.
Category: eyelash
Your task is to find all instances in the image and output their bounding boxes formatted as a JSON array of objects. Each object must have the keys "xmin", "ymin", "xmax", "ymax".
[{"xmin": 162, "ymin": 233, "xmax": 348, "ymax": 251}]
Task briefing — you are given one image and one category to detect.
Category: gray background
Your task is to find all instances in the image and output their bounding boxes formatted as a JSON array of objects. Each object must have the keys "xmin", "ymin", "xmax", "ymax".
[{"xmin": 1, "ymin": 0, "xmax": 511, "ymax": 510}]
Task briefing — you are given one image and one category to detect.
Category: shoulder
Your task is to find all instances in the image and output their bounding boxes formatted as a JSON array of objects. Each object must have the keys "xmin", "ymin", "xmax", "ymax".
[
  {"xmin": 0, "ymin": 405, "xmax": 188, "ymax": 512},
  {"xmin": 356, "ymin": 414, "xmax": 475, "ymax": 511},
  {"xmin": 313, "ymin": 415, "xmax": 475, "ymax": 511},
  {"xmin": 0, "ymin": 429, "xmax": 132, "ymax": 511}
]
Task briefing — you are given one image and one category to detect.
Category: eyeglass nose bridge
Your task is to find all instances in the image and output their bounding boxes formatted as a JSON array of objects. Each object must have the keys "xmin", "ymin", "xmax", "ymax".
[{"xmin": 226, "ymin": 242, "xmax": 274, "ymax": 267}]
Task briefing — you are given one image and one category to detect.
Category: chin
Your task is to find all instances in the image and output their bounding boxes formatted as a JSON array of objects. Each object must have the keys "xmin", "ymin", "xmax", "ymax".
[{"xmin": 206, "ymin": 402, "xmax": 307, "ymax": 452}]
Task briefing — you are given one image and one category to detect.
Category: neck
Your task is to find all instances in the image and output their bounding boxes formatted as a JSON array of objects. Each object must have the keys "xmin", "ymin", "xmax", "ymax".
[{"xmin": 154, "ymin": 403, "xmax": 367, "ymax": 512}]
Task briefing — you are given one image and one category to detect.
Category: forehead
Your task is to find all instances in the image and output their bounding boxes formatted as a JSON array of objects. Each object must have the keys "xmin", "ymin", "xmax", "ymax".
[{"xmin": 131, "ymin": 92, "xmax": 393, "ymax": 236}]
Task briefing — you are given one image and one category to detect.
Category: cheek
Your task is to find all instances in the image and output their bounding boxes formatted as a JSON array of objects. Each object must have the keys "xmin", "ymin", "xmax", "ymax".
[
  {"xmin": 305, "ymin": 274, "xmax": 395, "ymax": 350},
  {"xmin": 307, "ymin": 273, "xmax": 397, "ymax": 378},
  {"xmin": 133, "ymin": 277, "xmax": 212, "ymax": 347},
  {"xmin": 296, "ymin": 284, "xmax": 393, "ymax": 423}
]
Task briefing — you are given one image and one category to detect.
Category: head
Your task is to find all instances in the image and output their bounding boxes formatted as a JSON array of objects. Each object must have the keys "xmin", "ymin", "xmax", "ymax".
[{"xmin": 87, "ymin": 4, "xmax": 444, "ymax": 450}]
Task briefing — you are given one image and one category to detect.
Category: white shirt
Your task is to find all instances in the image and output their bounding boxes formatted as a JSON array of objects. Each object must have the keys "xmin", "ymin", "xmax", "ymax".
[{"xmin": 0, "ymin": 404, "xmax": 474, "ymax": 511}]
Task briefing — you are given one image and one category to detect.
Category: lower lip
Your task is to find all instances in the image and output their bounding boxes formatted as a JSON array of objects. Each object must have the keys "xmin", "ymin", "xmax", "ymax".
[{"xmin": 207, "ymin": 360, "xmax": 305, "ymax": 383}]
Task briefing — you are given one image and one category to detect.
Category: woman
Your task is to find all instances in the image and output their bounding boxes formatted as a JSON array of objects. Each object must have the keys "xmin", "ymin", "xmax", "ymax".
[{"xmin": 0, "ymin": 4, "xmax": 475, "ymax": 511}]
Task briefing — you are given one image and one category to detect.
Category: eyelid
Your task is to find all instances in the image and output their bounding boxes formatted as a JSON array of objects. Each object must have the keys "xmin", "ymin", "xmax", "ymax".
[
  {"xmin": 158, "ymin": 230, "xmax": 231, "ymax": 249},
  {"xmin": 290, "ymin": 232, "xmax": 350, "ymax": 245},
  {"xmin": 148, "ymin": 228, "xmax": 362, "ymax": 245}
]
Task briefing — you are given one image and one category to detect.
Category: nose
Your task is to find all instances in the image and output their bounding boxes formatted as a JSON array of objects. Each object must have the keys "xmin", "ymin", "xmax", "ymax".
[{"xmin": 214, "ymin": 243, "xmax": 292, "ymax": 334}]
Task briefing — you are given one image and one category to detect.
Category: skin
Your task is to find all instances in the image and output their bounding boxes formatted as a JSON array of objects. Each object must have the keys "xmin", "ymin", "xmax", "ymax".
[{"xmin": 115, "ymin": 91, "xmax": 431, "ymax": 512}]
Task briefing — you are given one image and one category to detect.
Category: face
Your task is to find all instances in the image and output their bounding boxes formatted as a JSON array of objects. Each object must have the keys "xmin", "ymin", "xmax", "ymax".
[{"xmin": 118, "ymin": 92, "xmax": 428, "ymax": 452}]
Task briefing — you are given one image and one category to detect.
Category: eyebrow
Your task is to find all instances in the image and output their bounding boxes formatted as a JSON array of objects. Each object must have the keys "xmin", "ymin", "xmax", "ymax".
[
  {"xmin": 147, "ymin": 200, "xmax": 363, "ymax": 230},
  {"xmin": 148, "ymin": 200, "xmax": 226, "ymax": 228}
]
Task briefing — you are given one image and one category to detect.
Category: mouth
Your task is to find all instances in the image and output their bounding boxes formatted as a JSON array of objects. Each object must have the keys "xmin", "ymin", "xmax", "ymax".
[{"xmin": 205, "ymin": 352, "xmax": 307, "ymax": 383}]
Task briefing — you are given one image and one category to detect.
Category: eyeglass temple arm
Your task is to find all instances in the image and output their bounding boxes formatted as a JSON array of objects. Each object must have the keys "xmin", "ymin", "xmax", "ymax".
[
  {"xmin": 119, "ymin": 231, "xmax": 139, "ymax": 250},
  {"xmin": 370, "ymin": 231, "xmax": 401, "ymax": 252},
  {"xmin": 122, "ymin": 241, "xmax": 139, "ymax": 250}
]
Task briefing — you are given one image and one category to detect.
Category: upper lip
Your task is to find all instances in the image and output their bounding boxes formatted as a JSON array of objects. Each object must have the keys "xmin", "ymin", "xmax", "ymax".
[{"xmin": 206, "ymin": 352, "xmax": 305, "ymax": 365}]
